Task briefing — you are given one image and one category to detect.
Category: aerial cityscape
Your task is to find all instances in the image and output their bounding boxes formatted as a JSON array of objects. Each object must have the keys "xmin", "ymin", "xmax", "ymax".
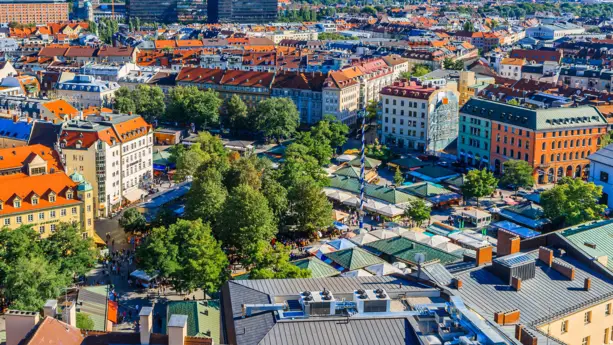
[{"xmin": 1, "ymin": 0, "xmax": 613, "ymax": 344}]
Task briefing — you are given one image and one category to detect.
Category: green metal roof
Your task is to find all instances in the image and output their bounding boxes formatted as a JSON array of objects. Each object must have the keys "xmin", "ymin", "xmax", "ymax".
[
  {"xmin": 413, "ymin": 165, "xmax": 458, "ymax": 179},
  {"xmin": 400, "ymin": 182, "xmax": 453, "ymax": 198},
  {"xmin": 505, "ymin": 202, "xmax": 544, "ymax": 220},
  {"xmin": 329, "ymin": 175, "xmax": 419, "ymax": 205},
  {"xmin": 168, "ymin": 300, "xmax": 220, "ymax": 343},
  {"xmin": 77, "ymin": 285, "xmax": 108, "ymax": 331},
  {"xmin": 325, "ymin": 247, "xmax": 385, "ymax": 271},
  {"xmin": 562, "ymin": 220, "xmax": 613, "ymax": 271},
  {"xmin": 292, "ymin": 257, "xmax": 340, "ymax": 278},
  {"xmin": 349, "ymin": 156, "xmax": 382, "ymax": 169},
  {"xmin": 462, "ymin": 98, "xmax": 607, "ymax": 131},
  {"xmin": 153, "ymin": 149, "xmax": 172, "ymax": 165},
  {"xmin": 334, "ymin": 166, "xmax": 361, "ymax": 179},
  {"xmin": 365, "ymin": 237, "xmax": 462, "ymax": 265},
  {"xmin": 388, "ymin": 157, "xmax": 428, "ymax": 170},
  {"xmin": 443, "ymin": 174, "xmax": 465, "ymax": 188}
]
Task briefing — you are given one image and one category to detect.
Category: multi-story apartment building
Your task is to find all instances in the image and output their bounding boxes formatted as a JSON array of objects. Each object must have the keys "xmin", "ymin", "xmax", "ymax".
[
  {"xmin": 323, "ymin": 71, "xmax": 360, "ymax": 125},
  {"xmin": 0, "ymin": 144, "xmax": 94, "ymax": 238},
  {"xmin": 271, "ymin": 72, "xmax": 326, "ymax": 125},
  {"xmin": 0, "ymin": 0, "xmax": 69, "ymax": 25},
  {"xmin": 458, "ymin": 98, "xmax": 607, "ymax": 184},
  {"xmin": 498, "ymin": 58, "xmax": 526, "ymax": 80},
  {"xmin": 559, "ymin": 67, "xmax": 613, "ymax": 92},
  {"xmin": 379, "ymin": 80, "xmax": 459, "ymax": 153},
  {"xmin": 55, "ymin": 75, "xmax": 121, "ymax": 110},
  {"xmin": 59, "ymin": 114, "xmax": 153, "ymax": 217}
]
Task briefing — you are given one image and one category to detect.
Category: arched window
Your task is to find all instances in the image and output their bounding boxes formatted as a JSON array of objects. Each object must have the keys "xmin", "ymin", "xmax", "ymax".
[
  {"xmin": 551, "ymin": 141, "xmax": 555, "ymax": 150},
  {"xmin": 551, "ymin": 154, "xmax": 554, "ymax": 161},
  {"xmin": 541, "ymin": 154, "xmax": 545, "ymax": 164},
  {"xmin": 563, "ymin": 153, "xmax": 567, "ymax": 161}
]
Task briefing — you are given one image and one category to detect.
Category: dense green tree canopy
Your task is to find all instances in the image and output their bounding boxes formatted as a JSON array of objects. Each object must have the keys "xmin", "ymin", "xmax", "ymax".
[
  {"xmin": 540, "ymin": 177, "xmax": 605, "ymax": 227},
  {"xmin": 461, "ymin": 169, "xmax": 498, "ymax": 206},
  {"xmin": 166, "ymin": 87, "xmax": 223, "ymax": 128},
  {"xmin": 499, "ymin": 160, "xmax": 534, "ymax": 193},
  {"xmin": 251, "ymin": 98, "xmax": 300, "ymax": 142},
  {"xmin": 249, "ymin": 241, "xmax": 311, "ymax": 279},
  {"xmin": 119, "ymin": 208, "xmax": 147, "ymax": 233}
]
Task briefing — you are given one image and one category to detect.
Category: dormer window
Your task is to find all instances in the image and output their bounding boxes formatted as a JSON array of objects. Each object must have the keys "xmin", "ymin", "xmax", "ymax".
[
  {"xmin": 31, "ymin": 195, "xmax": 39, "ymax": 205},
  {"xmin": 49, "ymin": 193, "xmax": 56, "ymax": 203},
  {"xmin": 66, "ymin": 190, "xmax": 73, "ymax": 200},
  {"xmin": 13, "ymin": 198, "xmax": 21, "ymax": 208},
  {"xmin": 0, "ymin": 200, "xmax": 3, "ymax": 210}
]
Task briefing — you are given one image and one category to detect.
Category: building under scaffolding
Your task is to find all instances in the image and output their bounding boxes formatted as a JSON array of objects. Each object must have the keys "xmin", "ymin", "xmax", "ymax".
[{"xmin": 378, "ymin": 80, "xmax": 459, "ymax": 153}]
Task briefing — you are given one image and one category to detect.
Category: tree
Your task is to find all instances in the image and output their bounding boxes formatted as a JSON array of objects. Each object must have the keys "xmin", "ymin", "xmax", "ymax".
[
  {"xmin": 166, "ymin": 87, "xmax": 223, "ymax": 128},
  {"xmin": 411, "ymin": 64, "xmax": 432, "ymax": 77},
  {"xmin": 173, "ymin": 144, "xmax": 207, "ymax": 182},
  {"xmin": 461, "ymin": 169, "xmax": 498, "ymax": 206},
  {"xmin": 119, "ymin": 208, "xmax": 147, "ymax": 233},
  {"xmin": 507, "ymin": 98, "xmax": 521, "ymax": 106},
  {"xmin": 365, "ymin": 100, "xmax": 378, "ymax": 121},
  {"xmin": 400, "ymin": 71, "xmax": 412, "ymax": 79},
  {"xmin": 113, "ymin": 85, "xmax": 166, "ymax": 122},
  {"xmin": 137, "ymin": 219, "xmax": 228, "ymax": 294},
  {"xmin": 224, "ymin": 156, "xmax": 263, "ymax": 191},
  {"xmin": 394, "ymin": 167, "xmax": 404, "ymax": 186},
  {"xmin": 281, "ymin": 143, "xmax": 329, "ymax": 187},
  {"xmin": 77, "ymin": 313, "xmax": 95, "ymax": 330},
  {"xmin": 541, "ymin": 177, "xmax": 605, "ymax": 227},
  {"xmin": 463, "ymin": 21, "xmax": 475, "ymax": 32},
  {"xmin": 113, "ymin": 87, "xmax": 136, "ymax": 114},
  {"xmin": 600, "ymin": 130, "xmax": 613, "ymax": 149},
  {"xmin": 251, "ymin": 98, "xmax": 300, "ymax": 142},
  {"xmin": 261, "ymin": 171, "xmax": 288, "ymax": 223},
  {"xmin": 42, "ymin": 223, "xmax": 96, "ymax": 277},
  {"xmin": 185, "ymin": 167, "xmax": 227, "ymax": 225},
  {"xmin": 295, "ymin": 131, "xmax": 333, "ymax": 166},
  {"xmin": 217, "ymin": 184, "xmax": 277, "ymax": 260},
  {"xmin": 443, "ymin": 58, "xmax": 464, "ymax": 71},
  {"xmin": 224, "ymin": 95, "xmax": 248, "ymax": 133},
  {"xmin": 360, "ymin": 6, "xmax": 377, "ymax": 15},
  {"xmin": 499, "ymin": 160, "xmax": 534, "ymax": 194},
  {"xmin": 249, "ymin": 241, "xmax": 311, "ymax": 279},
  {"xmin": 404, "ymin": 199, "xmax": 431, "ymax": 227},
  {"xmin": 287, "ymin": 179, "xmax": 333, "ymax": 235}
]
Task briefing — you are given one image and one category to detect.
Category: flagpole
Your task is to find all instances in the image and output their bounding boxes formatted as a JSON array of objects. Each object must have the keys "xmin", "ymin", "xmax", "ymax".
[{"xmin": 358, "ymin": 111, "xmax": 366, "ymax": 230}]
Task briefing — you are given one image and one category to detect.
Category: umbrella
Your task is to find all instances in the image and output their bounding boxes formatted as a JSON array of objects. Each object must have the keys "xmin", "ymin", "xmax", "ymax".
[
  {"xmin": 383, "ymin": 221, "xmax": 402, "ymax": 229},
  {"xmin": 353, "ymin": 227, "xmax": 369, "ymax": 235},
  {"xmin": 349, "ymin": 232, "xmax": 379, "ymax": 245},
  {"xmin": 421, "ymin": 235, "xmax": 451, "ymax": 247},
  {"xmin": 307, "ymin": 244, "xmax": 337, "ymax": 259},
  {"xmin": 435, "ymin": 241, "xmax": 463, "ymax": 253},
  {"xmin": 341, "ymin": 269, "xmax": 373, "ymax": 277},
  {"xmin": 401, "ymin": 231, "xmax": 430, "ymax": 242},
  {"xmin": 328, "ymin": 190, "xmax": 353, "ymax": 203},
  {"xmin": 377, "ymin": 204, "xmax": 404, "ymax": 217},
  {"xmin": 392, "ymin": 262, "xmax": 407, "ymax": 270},
  {"xmin": 365, "ymin": 262, "xmax": 402, "ymax": 276},
  {"xmin": 341, "ymin": 232, "xmax": 357, "ymax": 239},
  {"xmin": 327, "ymin": 238, "xmax": 357, "ymax": 251},
  {"xmin": 333, "ymin": 210, "xmax": 349, "ymax": 221},
  {"xmin": 333, "ymin": 221, "xmax": 349, "ymax": 231},
  {"xmin": 370, "ymin": 229, "xmax": 400, "ymax": 239},
  {"xmin": 343, "ymin": 196, "xmax": 361, "ymax": 207},
  {"xmin": 388, "ymin": 227, "xmax": 409, "ymax": 236}
]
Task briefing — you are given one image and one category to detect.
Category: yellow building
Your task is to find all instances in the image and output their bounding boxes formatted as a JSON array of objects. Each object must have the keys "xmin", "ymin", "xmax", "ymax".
[{"xmin": 0, "ymin": 145, "xmax": 94, "ymax": 238}]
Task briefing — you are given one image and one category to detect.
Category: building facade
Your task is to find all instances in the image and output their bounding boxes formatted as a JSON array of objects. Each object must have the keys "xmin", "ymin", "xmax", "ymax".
[
  {"xmin": 0, "ymin": 144, "xmax": 94, "ymax": 238},
  {"xmin": 458, "ymin": 98, "xmax": 607, "ymax": 184},
  {"xmin": 55, "ymin": 75, "xmax": 120, "ymax": 110},
  {"xmin": 0, "ymin": 0, "xmax": 69, "ymax": 24},
  {"xmin": 127, "ymin": 0, "xmax": 177, "ymax": 22},
  {"xmin": 379, "ymin": 80, "xmax": 459, "ymax": 153},
  {"xmin": 271, "ymin": 72, "xmax": 326, "ymax": 125},
  {"xmin": 60, "ymin": 114, "xmax": 153, "ymax": 217},
  {"xmin": 207, "ymin": 0, "xmax": 277, "ymax": 23}
]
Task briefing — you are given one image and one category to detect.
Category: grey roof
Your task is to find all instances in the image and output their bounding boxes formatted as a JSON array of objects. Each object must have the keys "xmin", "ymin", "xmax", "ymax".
[
  {"xmin": 28, "ymin": 121, "xmax": 62, "ymax": 147},
  {"xmin": 226, "ymin": 277, "xmax": 435, "ymax": 345},
  {"xmin": 232, "ymin": 276, "xmax": 429, "ymax": 297},
  {"xmin": 451, "ymin": 249, "xmax": 613, "ymax": 326},
  {"xmin": 588, "ymin": 144, "xmax": 613, "ymax": 167},
  {"xmin": 461, "ymin": 98, "xmax": 607, "ymax": 131},
  {"xmin": 258, "ymin": 318, "xmax": 418, "ymax": 345}
]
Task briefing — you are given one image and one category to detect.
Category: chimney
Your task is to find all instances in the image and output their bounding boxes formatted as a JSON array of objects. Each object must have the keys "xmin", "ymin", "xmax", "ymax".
[
  {"xmin": 476, "ymin": 246, "xmax": 493, "ymax": 266},
  {"xmin": 454, "ymin": 278, "xmax": 462, "ymax": 289},
  {"xmin": 584, "ymin": 278, "xmax": 591, "ymax": 291},
  {"xmin": 516, "ymin": 323, "xmax": 539, "ymax": 345},
  {"xmin": 12, "ymin": 114, "xmax": 18, "ymax": 123},
  {"xmin": 140, "ymin": 306, "xmax": 153, "ymax": 345},
  {"xmin": 497, "ymin": 229, "xmax": 520, "ymax": 257},
  {"xmin": 512, "ymin": 276, "xmax": 522, "ymax": 291},
  {"xmin": 538, "ymin": 247, "xmax": 553, "ymax": 267},
  {"xmin": 43, "ymin": 300, "xmax": 58, "ymax": 318},
  {"xmin": 494, "ymin": 311, "xmax": 505, "ymax": 325},
  {"xmin": 168, "ymin": 315, "xmax": 188, "ymax": 345},
  {"xmin": 504, "ymin": 309, "xmax": 521, "ymax": 324},
  {"xmin": 552, "ymin": 260, "xmax": 575, "ymax": 280},
  {"xmin": 62, "ymin": 301, "xmax": 76, "ymax": 328},
  {"xmin": 5, "ymin": 310, "xmax": 40, "ymax": 345}
]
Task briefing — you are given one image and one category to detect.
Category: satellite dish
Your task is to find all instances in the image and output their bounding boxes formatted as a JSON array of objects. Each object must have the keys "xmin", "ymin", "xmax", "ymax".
[{"xmin": 414, "ymin": 253, "xmax": 426, "ymax": 265}]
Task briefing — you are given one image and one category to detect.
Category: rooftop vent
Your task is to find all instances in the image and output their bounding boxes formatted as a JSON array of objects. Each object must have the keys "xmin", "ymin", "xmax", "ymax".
[{"xmin": 490, "ymin": 253, "xmax": 536, "ymax": 284}]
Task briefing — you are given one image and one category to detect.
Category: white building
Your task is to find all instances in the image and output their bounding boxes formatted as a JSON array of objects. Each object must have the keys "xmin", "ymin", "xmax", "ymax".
[
  {"xmin": 526, "ymin": 23, "xmax": 586, "ymax": 40},
  {"xmin": 55, "ymin": 75, "xmax": 121, "ymax": 110},
  {"xmin": 379, "ymin": 80, "xmax": 459, "ymax": 152},
  {"xmin": 588, "ymin": 144, "xmax": 613, "ymax": 209},
  {"xmin": 323, "ymin": 71, "xmax": 360, "ymax": 125},
  {"xmin": 60, "ymin": 114, "xmax": 153, "ymax": 217}
]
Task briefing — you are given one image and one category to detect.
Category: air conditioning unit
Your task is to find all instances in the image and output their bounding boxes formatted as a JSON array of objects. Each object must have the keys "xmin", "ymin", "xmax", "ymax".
[
  {"xmin": 299, "ymin": 289, "xmax": 335, "ymax": 316},
  {"xmin": 353, "ymin": 289, "xmax": 391, "ymax": 314}
]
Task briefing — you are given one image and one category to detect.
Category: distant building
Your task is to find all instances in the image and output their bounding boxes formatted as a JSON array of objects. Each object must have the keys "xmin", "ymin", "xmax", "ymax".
[
  {"xmin": 379, "ymin": 80, "xmax": 459, "ymax": 153},
  {"xmin": 207, "ymin": 0, "xmax": 277, "ymax": 24},
  {"xmin": 271, "ymin": 72, "xmax": 326, "ymax": 125},
  {"xmin": 526, "ymin": 23, "xmax": 585, "ymax": 40},
  {"xmin": 55, "ymin": 75, "xmax": 121, "ymax": 109},
  {"xmin": 127, "ymin": 0, "xmax": 177, "ymax": 22},
  {"xmin": 0, "ymin": 0, "xmax": 69, "ymax": 25},
  {"xmin": 588, "ymin": 144, "xmax": 613, "ymax": 208}
]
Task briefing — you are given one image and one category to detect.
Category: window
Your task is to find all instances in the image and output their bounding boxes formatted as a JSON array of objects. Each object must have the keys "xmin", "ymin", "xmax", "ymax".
[
  {"xmin": 552, "ymin": 141, "xmax": 555, "ymax": 149},
  {"xmin": 606, "ymin": 328, "xmax": 610, "ymax": 345},
  {"xmin": 542, "ymin": 142, "xmax": 546, "ymax": 150},
  {"xmin": 3, "ymin": 218, "xmax": 9, "ymax": 226},
  {"xmin": 27, "ymin": 214, "xmax": 33, "ymax": 222},
  {"xmin": 607, "ymin": 303, "xmax": 612, "ymax": 316},
  {"xmin": 50, "ymin": 210, "xmax": 56, "ymax": 218},
  {"xmin": 585, "ymin": 311, "xmax": 592, "ymax": 324},
  {"xmin": 561, "ymin": 320, "xmax": 568, "ymax": 333},
  {"xmin": 541, "ymin": 155, "xmax": 545, "ymax": 164},
  {"xmin": 39, "ymin": 225, "xmax": 45, "ymax": 234},
  {"xmin": 50, "ymin": 224, "xmax": 56, "ymax": 233},
  {"xmin": 31, "ymin": 196, "xmax": 38, "ymax": 205},
  {"xmin": 66, "ymin": 191, "xmax": 73, "ymax": 200},
  {"xmin": 601, "ymin": 172, "xmax": 609, "ymax": 183},
  {"xmin": 49, "ymin": 194, "xmax": 55, "ymax": 202},
  {"xmin": 61, "ymin": 209, "xmax": 67, "ymax": 217},
  {"xmin": 16, "ymin": 216, "xmax": 21, "ymax": 224},
  {"xmin": 72, "ymin": 207, "xmax": 77, "ymax": 215},
  {"xmin": 582, "ymin": 336, "xmax": 590, "ymax": 345},
  {"xmin": 39, "ymin": 212, "xmax": 44, "ymax": 220}
]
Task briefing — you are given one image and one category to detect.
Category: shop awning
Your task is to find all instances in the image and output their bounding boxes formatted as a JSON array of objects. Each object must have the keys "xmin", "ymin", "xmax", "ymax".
[
  {"xmin": 93, "ymin": 232, "xmax": 106, "ymax": 246},
  {"xmin": 124, "ymin": 188, "xmax": 147, "ymax": 203}
]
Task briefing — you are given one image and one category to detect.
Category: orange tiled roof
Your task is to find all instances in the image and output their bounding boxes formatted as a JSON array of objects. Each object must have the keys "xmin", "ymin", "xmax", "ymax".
[
  {"xmin": 112, "ymin": 116, "xmax": 151, "ymax": 143},
  {"xmin": 42, "ymin": 99, "xmax": 79, "ymax": 120},
  {"xmin": 0, "ymin": 144, "xmax": 61, "ymax": 173},
  {"xmin": 82, "ymin": 106, "xmax": 113, "ymax": 117},
  {"xmin": 501, "ymin": 57, "xmax": 526, "ymax": 66}
]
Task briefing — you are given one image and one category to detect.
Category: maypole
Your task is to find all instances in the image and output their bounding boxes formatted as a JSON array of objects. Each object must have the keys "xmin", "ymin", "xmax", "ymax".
[{"xmin": 358, "ymin": 113, "xmax": 366, "ymax": 230}]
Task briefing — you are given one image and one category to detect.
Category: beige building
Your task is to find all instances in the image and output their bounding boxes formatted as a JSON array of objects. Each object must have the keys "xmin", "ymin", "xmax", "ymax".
[
  {"xmin": 323, "ymin": 71, "xmax": 360, "ymax": 125},
  {"xmin": 55, "ymin": 75, "xmax": 120, "ymax": 110},
  {"xmin": 0, "ymin": 144, "xmax": 94, "ymax": 238}
]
